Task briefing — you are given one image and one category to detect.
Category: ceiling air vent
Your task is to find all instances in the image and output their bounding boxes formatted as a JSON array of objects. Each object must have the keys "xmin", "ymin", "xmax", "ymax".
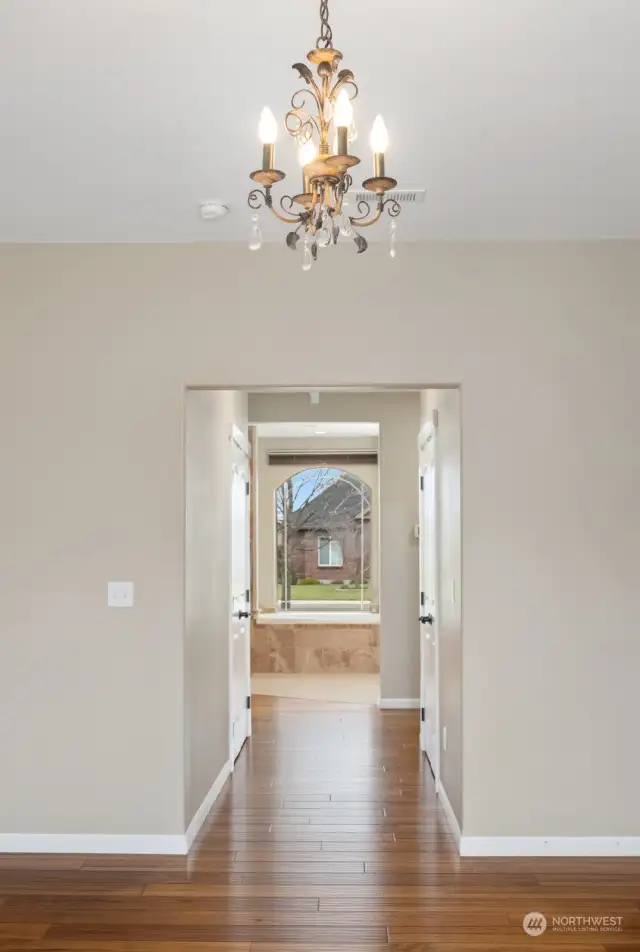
[{"xmin": 352, "ymin": 188, "xmax": 426, "ymax": 205}]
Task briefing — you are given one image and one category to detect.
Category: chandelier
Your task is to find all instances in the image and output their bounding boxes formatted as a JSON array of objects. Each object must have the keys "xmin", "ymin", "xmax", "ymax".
[{"xmin": 247, "ymin": 0, "xmax": 400, "ymax": 269}]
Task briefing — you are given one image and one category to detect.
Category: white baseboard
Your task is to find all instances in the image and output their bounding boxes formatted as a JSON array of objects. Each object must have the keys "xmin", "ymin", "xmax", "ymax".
[
  {"xmin": 0, "ymin": 834, "xmax": 186, "ymax": 855},
  {"xmin": 436, "ymin": 778, "xmax": 462, "ymax": 848},
  {"xmin": 0, "ymin": 760, "xmax": 232, "ymax": 856},
  {"xmin": 460, "ymin": 836, "xmax": 640, "ymax": 857},
  {"xmin": 185, "ymin": 759, "xmax": 231, "ymax": 851},
  {"xmin": 378, "ymin": 698, "xmax": 420, "ymax": 709}
]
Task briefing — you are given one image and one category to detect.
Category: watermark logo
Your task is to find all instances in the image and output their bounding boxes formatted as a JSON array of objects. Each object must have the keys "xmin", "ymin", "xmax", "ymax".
[
  {"xmin": 523, "ymin": 911, "xmax": 624, "ymax": 936},
  {"xmin": 552, "ymin": 916, "xmax": 623, "ymax": 933},
  {"xmin": 523, "ymin": 913, "xmax": 547, "ymax": 936}
]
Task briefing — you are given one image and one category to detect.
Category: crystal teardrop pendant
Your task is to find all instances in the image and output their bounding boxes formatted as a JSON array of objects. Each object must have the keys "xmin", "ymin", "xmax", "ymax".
[
  {"xmin": 389, "ymin": 219, "xmax": 397, "ymax": 259},
  {"xmin": 317, "ymin": 227, "xmax": 332, "ymax": 248},
  {"xmin": 339, "ymin": 205, "xmax": 353, "ymax": 237},
  {"xmin": 301, "ymin": 238, "xmax": 312, "ymax": 272},
  {"xmin": 248, "ymin": 214, "xmax": 262, "ymax": 252}
]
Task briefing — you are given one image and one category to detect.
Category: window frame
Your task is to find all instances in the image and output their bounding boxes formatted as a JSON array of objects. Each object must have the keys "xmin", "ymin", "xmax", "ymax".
[{"xmin": 317, "ymin": 536, "xmax": 344, "ymax": 568}]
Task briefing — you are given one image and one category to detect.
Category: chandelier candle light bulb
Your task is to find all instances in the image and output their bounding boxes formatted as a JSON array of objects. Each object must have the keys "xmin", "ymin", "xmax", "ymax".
[
  {"xmin": 247, "ymin": 0, "xmax": 400, "ymax": 259},
  {"xmin": 298, "ymin": 139, "xmax": 317, "ymax": 192},
  {"xmin": 370, "ymin": 115, "xmax": 388, "ymax": 177},
  {"xmin": 259, "ymin": 107, "xmax": 278, "ymax": 170},
  {"xmin": 334, "ymin": 89, "xmax": 353, "ymax": 155}
]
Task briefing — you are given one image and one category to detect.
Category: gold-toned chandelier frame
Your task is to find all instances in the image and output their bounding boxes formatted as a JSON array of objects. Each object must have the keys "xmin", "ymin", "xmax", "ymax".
[{"xmin": 247, "ymin": 4, "xmax": 400, "ymax": 256}]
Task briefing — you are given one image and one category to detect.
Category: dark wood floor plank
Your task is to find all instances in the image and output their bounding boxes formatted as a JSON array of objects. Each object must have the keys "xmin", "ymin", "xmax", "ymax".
[
  {"xmin": 0, "ymin": 886, "xmax": 144, "ymax": 899},
  {"xmin": 0, "ymin": 923, "xmax": 49, "ymax": 937},
  {"xmin": 248, "ymin": 946, "xmax": 389, "ymax": 952},
  {"xmin": 35, "ymin": 943, "xmax": 250, "ymax": 952},
  {"xmin": 389, "ymin": 946, "xmax": 607, "ymax": 952},
  {"xmin": 44, "ymin": 925, "xmax": 389, "ymax": 943},
  {"xmin": 0, "ymin": 856, "xmax": 85, "ymax": 870}
]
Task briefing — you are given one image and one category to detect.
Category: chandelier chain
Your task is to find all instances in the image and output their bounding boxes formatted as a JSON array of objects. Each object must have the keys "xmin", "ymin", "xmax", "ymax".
[{"xmin": 316, "ymin": 0, "xmax": 333, "ymax": 49}]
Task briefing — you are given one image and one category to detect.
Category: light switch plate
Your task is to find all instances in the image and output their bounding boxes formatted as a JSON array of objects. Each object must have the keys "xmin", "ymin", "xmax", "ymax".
[{"xmin": 107, "ymin": 581, "xmax": 134, "ymax": 608}]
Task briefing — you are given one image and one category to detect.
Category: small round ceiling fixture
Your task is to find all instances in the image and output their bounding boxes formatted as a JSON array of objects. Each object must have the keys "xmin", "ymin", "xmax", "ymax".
[{"xmin": 200, "ymin": 201, "xmax": 229, "ymax": 221}]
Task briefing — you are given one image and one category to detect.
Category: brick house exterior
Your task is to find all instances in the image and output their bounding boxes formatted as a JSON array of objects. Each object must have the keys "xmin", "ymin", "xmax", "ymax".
[
  {"xmin": 288, "ymin": 519, "xmax": 371, "ymax": 582},
  {"xmin": 284, "ymin": 478, "xmax": 371, "ymax": 584}
]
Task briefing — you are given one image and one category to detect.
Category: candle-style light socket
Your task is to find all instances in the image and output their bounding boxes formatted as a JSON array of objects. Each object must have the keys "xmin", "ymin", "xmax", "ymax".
[
  {"xmin": 373, "ymin": 152, "xmax": 385, "ymax": 178},
  {"xmin": 262, "ymin": 143, "xmax": 275, "ymax": 171},
  {"xmin": 336, "ymin": 127, "xmax": 348, "ymax": 156},
  {"xmin": 303, "ymin": 173, "xmax": 311, "ymax": 193}
]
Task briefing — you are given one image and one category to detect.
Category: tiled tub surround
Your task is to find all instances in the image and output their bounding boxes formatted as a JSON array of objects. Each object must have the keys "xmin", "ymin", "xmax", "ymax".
[{"xmin": 251, "ymin": 621, "xmax": 380, "ymax": 674}]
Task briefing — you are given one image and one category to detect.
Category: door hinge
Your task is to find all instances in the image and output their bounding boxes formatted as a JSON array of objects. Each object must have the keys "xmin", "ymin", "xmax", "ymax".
[
  {"xmin": 420, "ymin": 591, "xmax": 425, "ymax": 606},
  {"xmin": 245, "ymin": 588, "xmax": 250, "ymax": 603},
  {"xmin": 420, "ymin": 475, "xmax": 424, "ymax": 491},
  {"xmin": 245, "ymin": 481, "xmax": 250, "ymax": 496},
  {"xmin": 246, "ymin": 695, "xmax": 251, "ymax": 710},
  {"xmin": 432, "ymin": 408, "xmax": 439, "ymax": 429},
  {"xmin": 421, "ymin": 707, "xmax": 425, "ymax": 723}
]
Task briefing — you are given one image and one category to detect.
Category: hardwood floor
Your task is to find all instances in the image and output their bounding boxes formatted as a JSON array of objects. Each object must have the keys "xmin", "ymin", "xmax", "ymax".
[{"xmin": 1, "ymin": 694, "xmax": 639, "ymax": 951}]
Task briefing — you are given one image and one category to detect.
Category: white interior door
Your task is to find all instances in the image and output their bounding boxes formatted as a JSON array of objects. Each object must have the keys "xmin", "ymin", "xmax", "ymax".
[
  {"xmin": 418, "ymin": 418, "xmax": 440, "ymax": 781},
  {"xmin": 230, "ymin": 426, "xmax": 251, "ymax": 763}
]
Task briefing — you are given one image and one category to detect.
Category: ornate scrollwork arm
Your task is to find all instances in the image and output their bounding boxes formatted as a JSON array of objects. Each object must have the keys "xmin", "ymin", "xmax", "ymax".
[
  {"xmin": 291, "ymin": 87, "xmax": 322, "ymax": 114},
  {"xmin": 350, "ymin": 198, "xmax": 371, "ymax": 221},
  {"xmin": 280, "ymin": 194, "xmax": 297, "ymax": 215},
  {"xmin": 292, "ymin": 64, "xmax": 323, "ymax": 105},
  {"xmin": 264, "ymin": 190, "xmax": 304, "ymax": 225},
  {"xmin": 382, "ymin": 197, "xmax": 401, "ymax": 218},
  {"xmin": 285, "ymin": 88, "xmax": 322, "ymax": 142},
  {"xmin": 248, "ymin": 189, "xmax": 268, "ymax": 211},
  {"xmin": 331, "ymin": 69, "xmax": 358, "ymax": 103},
  {"xmin": 352, "ymin": 206, "xmax": 383, "ymax": 228},
  {"xmin": 248, "ymin": 187, "xmax": 304, "ymax": 224},
  {"xmin": 349, "ymin": 197, "xmax": 384, "ymax": 228},
  {"xmin": 349, "ymin": 195, "xmax": 400, "ymax": 229}
]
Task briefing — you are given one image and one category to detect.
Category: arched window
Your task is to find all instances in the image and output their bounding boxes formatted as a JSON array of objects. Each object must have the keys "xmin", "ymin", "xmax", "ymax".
[{"xmin": 276, "ymin": 467, "xmax": 371, "ymax": 611}]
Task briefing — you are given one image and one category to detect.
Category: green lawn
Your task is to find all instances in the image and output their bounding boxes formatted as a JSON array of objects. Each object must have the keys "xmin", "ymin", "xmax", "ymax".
[{"xmin": 278, "ymin": 583, "xmax": 371, "ymax": 602}]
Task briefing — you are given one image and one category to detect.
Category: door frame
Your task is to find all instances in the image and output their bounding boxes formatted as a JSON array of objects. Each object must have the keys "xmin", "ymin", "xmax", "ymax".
[
  {"xmin": 418, "ymin": 411, "xmax": 441, "ymax": 786},
  {"xmin": 229, "ymin": 423, "xmax": 252, "ymax": 770}
]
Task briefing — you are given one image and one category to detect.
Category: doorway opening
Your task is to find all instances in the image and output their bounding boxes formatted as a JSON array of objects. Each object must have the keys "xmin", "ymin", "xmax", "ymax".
[{"xmin": 184, "ymin": 386, "xmax": 461, "ymax": 795}]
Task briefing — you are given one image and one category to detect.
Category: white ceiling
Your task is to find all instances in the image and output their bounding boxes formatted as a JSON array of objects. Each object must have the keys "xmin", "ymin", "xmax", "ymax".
[
  {"xmin": 1, "ymin": 0, "xmax": 639, "ymax": 242},
  {"xmin": 255, "ymin": 423, "xmax": 379, "ymax": 438}
]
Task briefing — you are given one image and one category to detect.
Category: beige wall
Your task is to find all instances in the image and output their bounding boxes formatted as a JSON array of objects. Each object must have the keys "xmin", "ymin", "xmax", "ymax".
[
  {"xmin": 184, "ymin": 390, "xmax": 247, "ymax": 828},
  {"xmin": 253, "ymin": 435, "xmax": 379, "ymax": 611},
  {"xmin": 1, "ymin": 242, "xmax": 639, "ymax": 839},
  {"xmin": 249, "ymin": 393, "xmax": 421, "ymax": 702},
  {"xmin": 421, "ymin": 389, "xmax": 463, "ymax": 828}
]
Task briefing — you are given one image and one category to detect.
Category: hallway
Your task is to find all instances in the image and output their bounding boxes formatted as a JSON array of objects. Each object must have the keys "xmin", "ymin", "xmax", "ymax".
[{"xmin": 1, "ymin": 696, "xmax": 639, "ymax": 949}]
